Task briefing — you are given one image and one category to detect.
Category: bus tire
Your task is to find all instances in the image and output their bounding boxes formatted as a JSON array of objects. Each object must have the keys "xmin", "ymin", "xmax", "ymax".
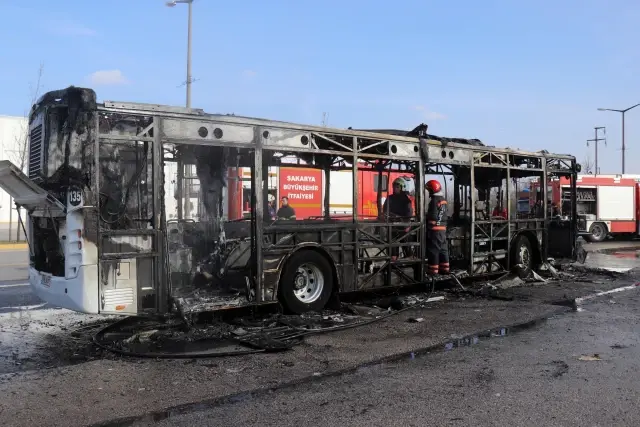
[
  {"xmin": 587, "ymin": 222, "xmax": 608, "ymax": 243},
  {"xmin": 278, "ymin": 250, "xmax": 334, "ymax": 314},
  {"xmin": 511, "ymin": 234, "xmax": 533, "ymax": 278}
]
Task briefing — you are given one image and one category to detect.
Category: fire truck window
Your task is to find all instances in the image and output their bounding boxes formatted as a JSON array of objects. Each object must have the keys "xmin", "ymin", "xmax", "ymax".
[{"xmin": 373, "ymin": 175, "xmax": 388, "ymax": 193}]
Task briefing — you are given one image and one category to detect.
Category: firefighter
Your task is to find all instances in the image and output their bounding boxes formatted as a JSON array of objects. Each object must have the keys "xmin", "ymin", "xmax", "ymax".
[
  {"xmin": 425, "ymin": 179, "xmax": 449, "ymax": 275},
  {"xmin": 382, "ymin": 177, "xmax": 414, "ymax": 260}
]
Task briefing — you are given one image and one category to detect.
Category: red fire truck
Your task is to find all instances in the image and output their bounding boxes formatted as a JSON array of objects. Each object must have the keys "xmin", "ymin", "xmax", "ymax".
[
  {"xmin": 228, "ymin": 167, "xmax": 418, "ymax": 220},
  {"xmin": 553, "ymin": 175, "xmax": 640, "ymax": 242}
]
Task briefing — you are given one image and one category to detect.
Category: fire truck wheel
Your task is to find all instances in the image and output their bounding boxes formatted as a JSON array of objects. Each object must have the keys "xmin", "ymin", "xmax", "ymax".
[
  {"xmin": 587, "ymin": 222, "xmax": 608, "ymax": 243},
  {"xmin": 511, "ymin": 235, "xmax": 533, "ymax": 278},
  {"xmin": 279, "ymin": 250, "xmax": 334, "ymax": 314}
]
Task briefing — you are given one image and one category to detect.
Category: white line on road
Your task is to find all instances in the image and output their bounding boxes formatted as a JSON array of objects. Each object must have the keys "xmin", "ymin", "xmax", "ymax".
[
  {"xmin": 0, "ymin": 283, "xmax": 29, "ymax": 289},
  {"xmin": 576, "ymin": 283, "xmax": 640, "ymax": 305}
]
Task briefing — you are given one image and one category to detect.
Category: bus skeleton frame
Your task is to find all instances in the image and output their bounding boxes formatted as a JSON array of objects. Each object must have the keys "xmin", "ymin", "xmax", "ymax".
[{"xmin": 0, "ymin": 87, "xmax": 581, "ymax": 316}]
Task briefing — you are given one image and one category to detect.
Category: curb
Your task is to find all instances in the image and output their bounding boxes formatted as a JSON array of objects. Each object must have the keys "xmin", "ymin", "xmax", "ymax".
[
  {"xmin": 0, "ymin": 243, "xmax": 28, "ymax": 250},
  {"xmin": 90, "ymin": 305, "xmax": 571, "ymax": 427}
]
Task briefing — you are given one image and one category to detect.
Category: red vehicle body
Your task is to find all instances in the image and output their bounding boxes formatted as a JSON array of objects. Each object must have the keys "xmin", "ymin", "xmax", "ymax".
[
  {"xmin": 355, "ymin": 170, "xmax": 416, "ymax": 218},
  {"xmin": 551, "ymin": 175, "xmax": 640, "ymax": 242},
  {"xmin": 227, "ymin": 168, "xmax": 417, "ymax": 220}
]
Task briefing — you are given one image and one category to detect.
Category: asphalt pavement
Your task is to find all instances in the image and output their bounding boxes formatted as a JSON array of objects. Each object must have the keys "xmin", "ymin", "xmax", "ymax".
[
  {"xmin": 137, "ymin": 290, "xmax": 640, "ymax": 427},
  {"xmin": 1, "ymin": 241, "xmax": 639, "ymax": 426}
]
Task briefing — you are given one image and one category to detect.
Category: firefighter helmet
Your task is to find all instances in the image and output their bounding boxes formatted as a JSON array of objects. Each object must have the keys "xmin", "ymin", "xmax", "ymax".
[
  {"xmin": 425, "ymin": 179, "xmax": 442, "ymax": 194},
  {"xmin": 392, "ymin": 177, "xmax": 407, "ymax": 191}
]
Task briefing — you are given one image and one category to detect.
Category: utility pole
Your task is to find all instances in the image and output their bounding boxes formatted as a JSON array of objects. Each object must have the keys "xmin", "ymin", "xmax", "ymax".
[
  {"xmin": 598, "ymin": 103, "xmax": 640, "ymax": 174},
  {"xmin": 587, "ymin": 126, "xmax": 606, "ymax": 175}
]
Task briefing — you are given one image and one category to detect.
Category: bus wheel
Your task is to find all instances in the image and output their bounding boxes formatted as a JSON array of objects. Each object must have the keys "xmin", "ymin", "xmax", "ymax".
[
  {"xmin": 587, "ymin": 222, "xmax": 608, "ymax": 243},
  {"xmin": 279, "ymin": 250, "xmax": 334, "ymax": 314},
  {"xmin": 512, "ymin": 235, "xmax": 533, "ymax": 278}
]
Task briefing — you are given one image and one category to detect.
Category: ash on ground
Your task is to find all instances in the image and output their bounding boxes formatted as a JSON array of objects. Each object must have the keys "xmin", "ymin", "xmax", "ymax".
[{"xmin": 0, "ymin": 307, "xmax": 115, "ymax": 377}]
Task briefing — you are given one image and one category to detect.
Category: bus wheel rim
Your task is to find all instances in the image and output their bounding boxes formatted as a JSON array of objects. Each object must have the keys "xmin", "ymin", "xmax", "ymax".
[
  {"xmin": 293, "ymin": 263, "xmax": 325, "ymax": 304},
  {"xmin": 519, "ymin": 244, "xmax": 530, "ymax": 267}
]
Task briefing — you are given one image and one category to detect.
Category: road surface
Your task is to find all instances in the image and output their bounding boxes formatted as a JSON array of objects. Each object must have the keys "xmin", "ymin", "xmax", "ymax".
[
  {"xmin": 137, "ymin": 289, "xmax": 640, "ymax": 427},
  {"xmin": 0, "ymin": 241, "xmax": 639, "ymax": 426}
]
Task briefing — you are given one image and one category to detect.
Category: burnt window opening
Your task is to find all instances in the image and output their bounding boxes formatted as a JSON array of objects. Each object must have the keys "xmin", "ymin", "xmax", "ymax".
[{"xmin": 31, "ymin": 216, "xmax": 65, "ymax": 276}]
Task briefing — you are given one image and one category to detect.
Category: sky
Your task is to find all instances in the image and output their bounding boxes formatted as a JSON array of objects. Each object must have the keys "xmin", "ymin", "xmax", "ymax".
[{"xmin": 1, "ymin": 0, "xmax": 639, "ymax": 174}]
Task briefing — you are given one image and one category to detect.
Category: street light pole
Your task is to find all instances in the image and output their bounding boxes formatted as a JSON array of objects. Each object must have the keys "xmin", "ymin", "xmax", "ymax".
[
  {"xmin": 166, "ymin": 0, "xmax": 194, "ymax": 108},
  {"xmin": 166, "ymin": 0, "xmax": 193, "ymax": 221},
  {"xmin": 597, "ymin": 103, "xmax": 640, "ymax": 174}
]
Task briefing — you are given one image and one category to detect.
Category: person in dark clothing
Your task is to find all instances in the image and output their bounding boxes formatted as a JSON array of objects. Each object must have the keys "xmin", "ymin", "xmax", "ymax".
[
  {"xmin": 382, "ymin": 177, "xmax": 414, "ymax": 260},
  {"xmin": 276, "ymin": 197, "xmax": 296, "ymax": 220},
  {"xmin": 425, "ymin": 179, "xmax": 449, "ymax": 275},
  {"xmin": 382, "ymin": 177, "xmax": 414, "ymax": 219}
]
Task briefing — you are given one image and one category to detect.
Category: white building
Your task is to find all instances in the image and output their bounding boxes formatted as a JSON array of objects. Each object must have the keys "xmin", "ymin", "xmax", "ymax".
[{"xmin": 0, "ymin": 115, "xmax": 28, "ymax": 237}]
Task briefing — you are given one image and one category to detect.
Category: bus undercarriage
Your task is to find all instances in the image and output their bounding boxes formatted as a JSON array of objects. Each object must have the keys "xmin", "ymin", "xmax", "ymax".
[{"xmin": 0, "ymin": 87, "xmax": 582, "ymax": 316}]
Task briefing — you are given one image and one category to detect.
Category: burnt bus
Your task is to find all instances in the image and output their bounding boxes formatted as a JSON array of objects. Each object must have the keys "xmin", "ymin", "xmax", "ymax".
[{"xmin": 0, "ymin": 87, "xmax": 583, "ymax": 316}]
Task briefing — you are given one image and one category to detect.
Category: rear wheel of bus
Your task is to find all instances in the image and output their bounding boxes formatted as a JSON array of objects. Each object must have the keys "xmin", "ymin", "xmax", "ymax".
[
  {"xmin": 279, "ymin": 250, "xmax": 334, "ymax": 314},
  {"xmin": 511, "ymin": 234, "xmax": 534, "ymax": 278}
]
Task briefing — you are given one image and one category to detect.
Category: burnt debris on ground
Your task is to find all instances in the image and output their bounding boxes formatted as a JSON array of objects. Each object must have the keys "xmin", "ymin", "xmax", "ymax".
[
  {"xmin": 91, "ymin": 257, "xmax": 636, "ymax": 360},
  {"xmin": 92, "ymin": 289, "xmax": 450, "ymax": 359},
  {"xmin": 2, "ymin": 256, "xmax": 636, "ymax": 375}
]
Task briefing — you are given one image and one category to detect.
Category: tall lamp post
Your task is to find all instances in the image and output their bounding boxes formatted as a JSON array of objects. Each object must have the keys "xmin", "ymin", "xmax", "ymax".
[
  {"xmin": 166, "ymin": 0, "xmax": 193, "ymax": 108},
  {"xmin": 167, "ymin": 0, "xmax": 194, "ymax": 220},
  {"xmin": 597, "ymin": 103, "xmax": 640, "ymax": 174}
]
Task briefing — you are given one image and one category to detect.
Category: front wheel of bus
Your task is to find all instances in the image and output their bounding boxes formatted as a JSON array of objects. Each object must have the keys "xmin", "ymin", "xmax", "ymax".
[{"xmin": 279, "ymin": 250, "xmax": 334, "ymax": 314}]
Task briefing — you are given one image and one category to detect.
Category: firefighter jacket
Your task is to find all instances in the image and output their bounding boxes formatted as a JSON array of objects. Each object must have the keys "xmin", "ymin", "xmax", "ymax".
[
  {"xmin": 382, "ymin": 193, "xmax": 413, "ymax": 219},
  {"xmin": 427, "ymin": 194, "xmax": 448, "ymax": 231}
]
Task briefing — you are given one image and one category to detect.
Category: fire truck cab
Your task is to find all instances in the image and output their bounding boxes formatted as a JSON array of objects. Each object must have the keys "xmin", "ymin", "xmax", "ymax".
[{"xmin": 557, "ymin": 175, "xmax": 640, "ymax": 242}]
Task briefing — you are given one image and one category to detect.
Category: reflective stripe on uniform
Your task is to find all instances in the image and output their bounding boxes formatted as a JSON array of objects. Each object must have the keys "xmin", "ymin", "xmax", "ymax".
[{"xmin": 427, "ymin": 220, "xmax": 447, "ymax": 231}]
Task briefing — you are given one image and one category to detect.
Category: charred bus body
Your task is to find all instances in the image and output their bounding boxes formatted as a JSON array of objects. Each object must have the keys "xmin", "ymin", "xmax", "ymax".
[{"xmin": 0, "ymin": 87, "xmax": 581, "ymax": 316}]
